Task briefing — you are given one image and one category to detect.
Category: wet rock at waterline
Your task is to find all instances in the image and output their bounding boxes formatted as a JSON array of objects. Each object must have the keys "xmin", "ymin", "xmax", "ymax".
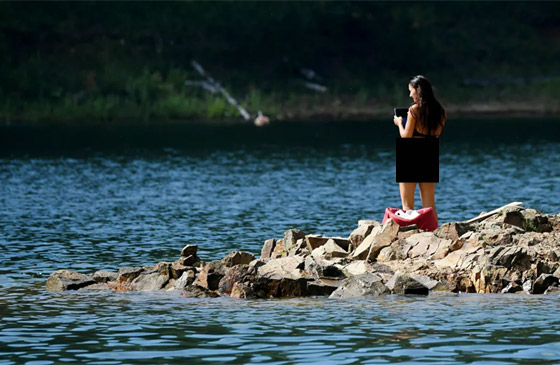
[{"xmin": 46, "ymin": 206, "xmax": 560, "ymax": 298}]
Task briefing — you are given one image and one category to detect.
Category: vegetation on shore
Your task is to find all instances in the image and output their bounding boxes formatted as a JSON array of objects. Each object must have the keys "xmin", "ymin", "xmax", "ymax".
[{"xmin": 1, "ymin": 2, "xmax": 560, "ymax": 124}]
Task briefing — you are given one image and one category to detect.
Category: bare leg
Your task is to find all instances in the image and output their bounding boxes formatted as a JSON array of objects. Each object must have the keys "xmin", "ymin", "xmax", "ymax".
[
  {"xmin": 399, "ymin": 182, "xmax": 416, "ymax": 211},
  {"xmin": 419, "ymin": 182, "xmax": 438, "ymax": 225}
]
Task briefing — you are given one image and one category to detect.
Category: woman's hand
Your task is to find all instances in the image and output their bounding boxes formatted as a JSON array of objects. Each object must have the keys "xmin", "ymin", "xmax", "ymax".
[{"xmin": 393, "ymin": 116, "xmax": 403, "ymax": 126}]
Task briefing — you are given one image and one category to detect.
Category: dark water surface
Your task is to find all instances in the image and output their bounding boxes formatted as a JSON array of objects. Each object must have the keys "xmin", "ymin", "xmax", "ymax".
[{"xmin": 1, "ymin": 119, "xmax": 560, "ymax": 363}]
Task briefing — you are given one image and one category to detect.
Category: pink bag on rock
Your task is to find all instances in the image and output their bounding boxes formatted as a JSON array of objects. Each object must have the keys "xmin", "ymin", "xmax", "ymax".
[{"xmin": 382, "ymin": 207, "xmax": 438, "ymax": 232}]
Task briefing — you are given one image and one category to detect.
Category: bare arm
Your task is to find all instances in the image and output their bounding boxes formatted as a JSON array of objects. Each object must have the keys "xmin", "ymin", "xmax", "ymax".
[{"xmin": 393, "ymin": 106, "xmax": 416, "ymax": 138}]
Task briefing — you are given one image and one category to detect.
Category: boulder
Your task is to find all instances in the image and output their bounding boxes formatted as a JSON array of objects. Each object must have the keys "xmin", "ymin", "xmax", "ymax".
[
  {"xmin": 288, "ymin": 238, "xmax": 308, "ymax": 257},
  {"xmin": 522, "ymin": 279, "xmax": 533, "ymax": 293},
  {"xmin": 414, "ymin": 275, "xmax": 450, "ymax": 292},
  {"xmin": 181, "ymin": 245, "xmax": 198, "ymax": 257},
  {"xmin": 129, "ymin": 262, "xmax": 171, "ymax": 291},
  {"xmin": 307, "ymin": 279, "xmax": 341, "ymax": 296},
  {"xmin": 352, "ymin": 219, "xmax": 399, "ymax": 261},
  {"xmin": 486, "ymin": 246, "xmax": 530, "ymax": 270},
  {"xmin": 342, "ymin": 261, "xmax": 373, "ymax": 276},
  {"xmin": 115, "ymin": 267, "xmax": 145, "ymax": 291},
  {"xmin": 377, "ymin": 246, "xmax": 397, "ymax": 262},
  {"xmin": 349, "ymin": 223, "xmax": 377, "ymax": 249},
  {"xmin": 193, "ymin": 261, "xmax": 227, "ymax": 290},
  {"xmin": 236, "ymin": 276, "xmax": 310, "ymax": 298},
  {"xmin": 521, "ymin": 209, "xmax": 552, "ymax": 232},
  {"xmin": 92, "ymin": 270, "xmax": 118, "ymax": 283},
  {"xmin": 330, "ymin": 273, "xmax": 389, "ymax": 298},
  {"xmin": 304, "ymin": 255, "xmax": 345, "ymax": 279},
  {"xmin": 131, "ymin": 272, "xmax": 169, "ymax": 291},
  {"xmin": 434, "ymin": 222, "xmax": 470, "ymax": 242},
  {"xmin": 358, "ymin": 219, "xmax": 381, "ymax": 227},
  {"xmin": 323, "ymin": 239, "xmax": 348, "ymax": 258},
  {"xmin": 257, "ymin": 256, "xmax": 306, "ymax": 280},
  {"xmin": 544, "ymin": 285, "xmax": 560, "ymax": 295},
  {"xmin": 283, "ymin": 229, "xmax": 307, "ymax": 252},
  {"xmin": 386, "ymin": 272, "xmax": 429, "ymax": 295},
  {"xmin": 176, "ymin": 255, "xmax": 199, "ymax": 267},
  {"xmin": 306, "ymin": 235, "xmax": 329, "ymax": 252},
  {"xmin": 46, "ymin": 270, "xmax": 96, "ymax": 291},
  {"xmin": 407, "ymin": 232, "xmax": 434, "ymax": 259},
  {"xmin": 218, "ymin": 264, "xmax": 252, "ymax": 295},
  {"xmin": 261, "ymin": 238, "xmax": 276, "ymax": 259},
  {"xmin": 222, "ymin": 251, "xmax": 256, "ymax": 267},
  {"xmin": 306, "ymin": 235, "xmax": 351, "ymax": 252},
  {"xmin": 175, "ymin": 270, "xmax": 196, "ymax": 290},
  {"xmin": 181, "ymin": 285, "xmax": 220, "ymax": 298},
  {"xmin": 271, "ymin": 239, "xmax": 286, "ymax": 258},
  {"xmin": 501, "ymin": 282, "xmax": 523, "ymax": 293},
  {"xmin": 230, "ymin": 282, "xmax": 256, "ymax": 299},
  {"xmin": 532, "ymin": 274, "xmax": 560, "ymax": 294},
  {"xmin": 79, "ymin": 283, "xmax": 111, "ymax": 291},
  {"xmin": 171, "ymin": 259, "xmax": 194, "ymax": 279}
]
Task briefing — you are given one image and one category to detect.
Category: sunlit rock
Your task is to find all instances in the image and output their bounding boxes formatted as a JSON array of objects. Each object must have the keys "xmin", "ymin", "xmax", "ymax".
[{"xmin": 46, "ymin": 270, "xmax": 96, "ymax": 291}]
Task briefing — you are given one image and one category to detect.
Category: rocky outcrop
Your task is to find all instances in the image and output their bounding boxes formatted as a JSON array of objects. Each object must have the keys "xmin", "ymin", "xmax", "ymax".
[
  {"xmin": 46, "ymin": 205, "xmax": 560, "ymax": 298},
  {"xmin": 46, "ymin": 270, "xmax": 96, "ymax": 291}
]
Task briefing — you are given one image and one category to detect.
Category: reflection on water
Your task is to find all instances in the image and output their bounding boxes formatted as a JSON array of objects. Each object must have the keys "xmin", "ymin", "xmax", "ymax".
[{"xmin": 1, "ymin": 119, "xmax": 560, "ymax": 363}]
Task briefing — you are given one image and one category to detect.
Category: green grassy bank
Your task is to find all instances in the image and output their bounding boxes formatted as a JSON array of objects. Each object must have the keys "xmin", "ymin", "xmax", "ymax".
[{"xmin": 1, "ymin": 2, "xmax": 560, "ymax": 124}]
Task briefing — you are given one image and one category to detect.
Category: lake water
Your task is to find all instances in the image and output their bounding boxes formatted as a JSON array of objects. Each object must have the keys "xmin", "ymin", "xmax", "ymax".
[{"xmin": 1, "ymin": 119, "xmax": 560, "ymax": 363}]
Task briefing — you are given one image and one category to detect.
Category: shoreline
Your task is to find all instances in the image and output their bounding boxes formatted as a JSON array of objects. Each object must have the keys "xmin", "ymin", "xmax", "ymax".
[
  {"xmin": 2, "ymin": 101, "xmax": 560, "ymax": 127},
  {"xmin": 46, "ymin": 204, "xmax": 560, "ymax": 298}
]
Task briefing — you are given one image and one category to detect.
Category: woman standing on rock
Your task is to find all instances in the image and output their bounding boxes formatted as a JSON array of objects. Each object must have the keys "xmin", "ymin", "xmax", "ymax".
[{"xmin": 393, "ymin": 75, "xmax": 446, "ymax": 225}]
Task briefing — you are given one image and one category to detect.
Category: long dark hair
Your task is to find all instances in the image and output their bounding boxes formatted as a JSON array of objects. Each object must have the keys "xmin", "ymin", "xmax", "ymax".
[{"xmin": 409, "ymin": 75, "xmax": 445, "ymax": 136}]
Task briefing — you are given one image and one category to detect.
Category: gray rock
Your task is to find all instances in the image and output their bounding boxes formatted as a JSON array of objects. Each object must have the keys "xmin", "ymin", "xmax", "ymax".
[
  {"xmin": 342, "ymin": 261, "xmax": 373, "ymax": 276},
  {"xmin": 78, "ymin": 283, "xmax": 111, "ymax": 291},
  {"xmin": 288, "ymin": 238, "xmax": 308, "ymax": 257},
  {"xmin": 261, "ymin": 239, "xmax": 276, "ymax": 259},
  {"xmin": 352, "ymin": 219, "xmax": 399, "ymax": 261},
  {"xmin": 501, "ymin": 282, "xmax": 523, "ymax": 293},
  {"xmin": 181, "ymin": 285, "xmax": 220, "ymax": 298},
  {"xmin": 230, "ymin": 282, "xmax": 255, "ymax": 299},
  {"xmin": 181, "ymin": 244, "xmax": 198, "ymax": 257},
  {"xmin": 323, "ymin": 239, "xmax": 348, "ymax": 258},
  {"xmin": 358, "ymin": 219, "xmax": 381, "ymax": 227},
  {"xmin": 307, "ymin": 279, "xmax": 340, "ymax": 296},
  {"xmin": 218, "ymin": 264, "xmax": 252, "ymax": 296},
  {"xmin": 386, "ymin": 272, "xmax": 429, "ymax": 295},
  {"xmin": 349, "ymin": 223, "xmax": 377, "ymax": 249},
  {"xmin": 177, "ymin": 255, "xmax": 199, "ymax": 267},
  {"xmin": 92, "ymin": 270, "xmax": 118, "ymax": 283},
  {"xmin": 305, "ymin": 235, "xmax": 329, "ymax": 252},
  {"xmin": 46, "ymin": 270, "xmax": 96, "ymax": 291},
  {"xmin": 487, "ymin": 246, "xmax": 529, "ymax": 269},
  {"xmin": 222, "ymin": 251, "xmax": 256, "ymax": 267},
  {"xmin": 114, "ymin": 267, "xmax": 145, "ymax": 291},
  {"xmin": 414, "ymin": 275, "xmax": 448, "ymax": 291},
  {"xmin": 351, "ymin": 226, "xmax": 381, "ymax": 260},
  {"xmin": 544, "ymin": 285, "xmax": 560, "ymax": 295},
  {"xmin": 257, "ymin": 256, "xmax": 306, "ymax": 280},
  {"xmin": 522, "ymin": 279, "xmax": 533, "ymax": 293},
  {"xmin": 175, "ymin": 270, "xmax": 196, "ymax": 290},
  {"xmin": 131, "ymin": 272, "xmax": 169, "ymax": 291},
  {"xmin": 330, "ymin": 273, "xmax": 389, "ymax": 298},
  {"xmin": 117, "ymin": 267, "xmax": 145, "ymax": 281},
  {"xmin": 532, "ymin": 274, "xmax": 560, "ymax": 294},
  {"xmin": 434, "ymin": 222, "xmax": 469, "ymax": 241},
  {"xmin": 284, "ymin": 229, "xmax": 307, "ymax": 252},
  {"xmin": 377, "ymin": 246, "xmax": 397, "ymax": 262},
  {"xmin": 193, "ymin": 261, "xmax": 227, "ymax": 290}
]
